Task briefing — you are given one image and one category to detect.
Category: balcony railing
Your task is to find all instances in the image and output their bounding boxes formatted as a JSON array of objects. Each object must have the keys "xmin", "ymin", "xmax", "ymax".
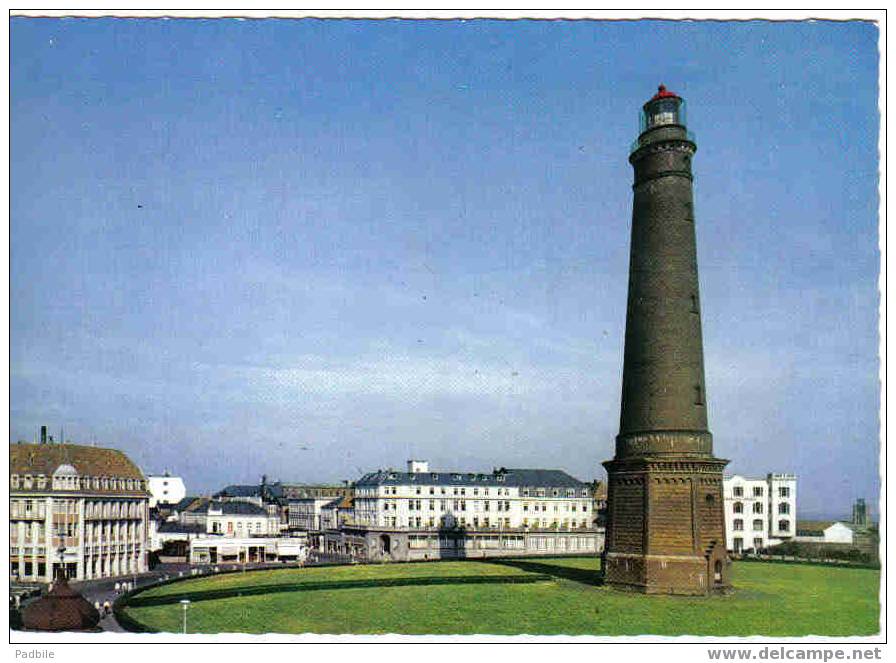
[{"xmin": 629, "ymin": 129, "xmax": 697, "ymax": 156}]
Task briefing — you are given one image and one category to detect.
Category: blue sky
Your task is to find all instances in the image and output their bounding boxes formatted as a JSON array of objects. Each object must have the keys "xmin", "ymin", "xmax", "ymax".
[{"xmin": 11, "ymin": 18, "xmax": 879, "ymax": 518}]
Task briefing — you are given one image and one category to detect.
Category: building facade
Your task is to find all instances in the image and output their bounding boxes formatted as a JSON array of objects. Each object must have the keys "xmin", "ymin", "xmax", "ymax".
[
  {"xmin": 215, "ymin": 479, "xmax": 292, "ymax": 533},
  {"xmin": 146, "ymin": 472, "xmax": 186, "ymax": 508},
  {"xmin": 322, "ymin": 461, "xmax": 604, "ymax": 561},
  {"xmin": 794, "ymin": 521, "xmax": 853, "ymax": 545},
  {"xmin": 9, "ymin": 442, "xmax": 150, "ymax": 583},
  {"xmin": 189, "ymin": 534, "xmax": 308, "ymax": 565},
  {"xmin": 602, "ymin": 86, "xmax": 730, "ymax": 595},
  {"xmin": 723, "ymin": 473, "xmax": 797, "ymax": 553},
  {"xmin": 287, "ymin": 485, "xmax": 354, "ymax": 531},
  {"xmin": 353, "ymin": 461, "xmax": 596, "ymax": 531},
  {"xmin": 173, "ymin": 497, "xmax": 280, "ymax": 537}
]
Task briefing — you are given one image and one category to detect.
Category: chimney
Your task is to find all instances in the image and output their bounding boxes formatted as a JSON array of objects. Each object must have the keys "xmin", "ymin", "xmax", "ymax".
[
  {"xmin": 40, "ymin": 425, "xmax": 47, "ymax": 445},
  {"xmin": 407, "ymin": 460, "xmax": 429, "ymax": 474}
]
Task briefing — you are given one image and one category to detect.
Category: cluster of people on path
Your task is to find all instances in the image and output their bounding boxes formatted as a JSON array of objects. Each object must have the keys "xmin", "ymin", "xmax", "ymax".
[
  {"xmin": 113, "ymin": 581, "xmax": 134, "ymax": 594},
  {"xmin": 94, "ymin": 600, "xmax": 112, "ymax": 617},
  {"xmin": 93, "ymin": 580, "xmax": 138, "ymax": 620}
]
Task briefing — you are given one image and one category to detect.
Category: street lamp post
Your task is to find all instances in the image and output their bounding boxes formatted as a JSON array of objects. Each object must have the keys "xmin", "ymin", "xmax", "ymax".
[
  {"xmin": 180, "ymin": 599, "xmax": 190, "ymax": 634},
  {"xmin": 56, "ymin": 545, "xmax": 67, "ymax": 583}
]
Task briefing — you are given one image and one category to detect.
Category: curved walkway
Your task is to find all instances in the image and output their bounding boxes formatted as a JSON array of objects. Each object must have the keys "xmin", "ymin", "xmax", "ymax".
[{"xmin": 74, "ymin": 560, "xmax": 312, "ymax": 632}]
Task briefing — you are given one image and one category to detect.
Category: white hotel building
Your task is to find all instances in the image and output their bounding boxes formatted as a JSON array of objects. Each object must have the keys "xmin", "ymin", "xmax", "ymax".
[
  {"xmin": 353, "ymin": 460, "xmax": 595, "ymax": 531},
  {"xmin": 723, "ymin": 473, "xmax": 797, "ymax": 554},
  {"xmin": 325, "ymin": 460, "xmax": 604, "ymax": 561}
]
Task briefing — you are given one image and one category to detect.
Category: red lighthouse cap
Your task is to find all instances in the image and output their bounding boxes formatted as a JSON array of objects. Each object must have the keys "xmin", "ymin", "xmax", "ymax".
[{"xmin": 651, "ymin": 84, "xmax": 679, "ymax": 100}]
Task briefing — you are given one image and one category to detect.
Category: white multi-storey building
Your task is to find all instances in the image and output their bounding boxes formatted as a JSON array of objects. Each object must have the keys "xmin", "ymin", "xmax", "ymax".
[
  {"xmin": 146, "ymin": 472, "xmax": 186, "ymax": 508},
  {"xmin": 9, "ymin": 441, "xmax": 150, "ymax": 583},
  {"xmin": 723, "ymin": 473, "xmax": 797, "ymax": 554},
  {"xmin": 353, "ymin": 461, "xmax": 595, "ymax": 531},
  {"xmin": 327, "ymin": 461, "xmax": 603, "ymax": 561}
]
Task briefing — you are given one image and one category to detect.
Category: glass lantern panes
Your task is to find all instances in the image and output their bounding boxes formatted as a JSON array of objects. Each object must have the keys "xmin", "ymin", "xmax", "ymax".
[{"xmin": 639, "ymin": 97, "xmax": 687, "ymax": 133}]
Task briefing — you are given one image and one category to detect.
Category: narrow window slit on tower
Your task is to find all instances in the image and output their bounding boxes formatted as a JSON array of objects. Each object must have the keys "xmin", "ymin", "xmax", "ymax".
[
  {"xmin": 694, "ymin": 384, "xmax": 704, "ymax": 406},
  {"xmin": 690, "ymin": 294, "xmax": 699, "ymax": 314}
]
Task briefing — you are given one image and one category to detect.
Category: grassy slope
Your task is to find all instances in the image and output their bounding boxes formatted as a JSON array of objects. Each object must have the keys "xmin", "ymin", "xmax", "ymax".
[{"xmin": 122, "ymin": 557, "xmax": 880, "ymax": 636}]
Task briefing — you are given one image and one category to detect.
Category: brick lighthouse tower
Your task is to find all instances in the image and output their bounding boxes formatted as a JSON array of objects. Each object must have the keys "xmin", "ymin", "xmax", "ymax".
[{"xmin": 601, "ymin": 85, "xmax": 730, "ymax": 595}]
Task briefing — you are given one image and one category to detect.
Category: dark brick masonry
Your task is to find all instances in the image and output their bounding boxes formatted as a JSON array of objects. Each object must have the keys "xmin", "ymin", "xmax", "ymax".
[{"xmin": 602, "ymin": 88, "xmax": 731, "ymax": 595}]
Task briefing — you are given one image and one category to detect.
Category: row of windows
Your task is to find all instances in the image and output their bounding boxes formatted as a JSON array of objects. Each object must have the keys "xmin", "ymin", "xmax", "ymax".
[
  {"xmin": 731, "ymin": 519, "xmax": 765, "ymax": 531},
  {"xmin": 381, "ymin": 515, "xmax": 592, "ymax": 529},
  {"xmin": 387, "ymin": 472, "xmax": 509, "ymax": 483},
  {"xmin": 377, "ymin": 499, "xmax": 590, "ymax": 514},
  {"xmin": 366, "ymin": 485, "xmax": 589, "ymax": 498},
  {"xmin": 733, "ymin": 518, "xmax": 790, "ymax": 532},
  {"xmin": 9, "ymin": 498, "xmax": 144, "ymax": 519},
  {"xmin": 85, "ymin": 501, "xmax": 144, "ymax": 519},
  {"xmin": 210, "ymin": 519, "xmax": 268, "ymax": 534},
  {"xmin": 731, "ymin": 485, "xmax": 791, "ymax": 498},
  {"xmin": 731, "ymin": 501, "xmax": 790, "ymax": 514},
  {"xmin": 11, "ymin": 474, "xmax": 146, "ymax": 492},
  {"xmin": 11, "ymin": 520, "xmax": 142, "ymax": 540}
]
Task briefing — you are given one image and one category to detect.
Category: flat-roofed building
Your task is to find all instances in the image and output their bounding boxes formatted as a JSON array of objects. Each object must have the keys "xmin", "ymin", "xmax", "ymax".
[
  {"xmin": 9, "ymin": 441, "xmax": 150, "ymax": 583},
  {"xmin": 189, "ymin": 534, "xmax": 308, "ymax": 565}
]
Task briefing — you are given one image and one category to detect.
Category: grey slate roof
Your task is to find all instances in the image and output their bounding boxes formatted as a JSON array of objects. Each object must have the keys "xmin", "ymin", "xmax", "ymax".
[
  {"xmin": 172, "ymin": 496, "xmax": 203, "ymax": 512},
  {"xmin": 171, "ymin": 497, "xmax": 268, "ymax": 516},
  {"xmin": 355, "ymin": 468, "xmax": 588, "ymax": 489},
  {"xmin": 197, "ymin": 500, "xmax": 269, "ymax": 516},
  {"xmin": 215, "ymin": 482, "xmax": 286, "ymax": 501},
  {"xmin": 157, "ymin": 522, "xmax": 205, "ymax": 534}
]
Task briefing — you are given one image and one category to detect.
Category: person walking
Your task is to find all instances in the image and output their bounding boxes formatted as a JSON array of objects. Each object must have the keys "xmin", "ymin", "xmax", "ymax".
[{"xmin": 103, "ymin": 600, "xmax": 111, "ymax": 616}]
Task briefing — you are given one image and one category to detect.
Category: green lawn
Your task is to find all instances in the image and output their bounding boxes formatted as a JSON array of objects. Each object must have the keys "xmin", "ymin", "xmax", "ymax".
[{"xmin": 120, "ymin": 557, "xmax": 880, "ymax": 636}]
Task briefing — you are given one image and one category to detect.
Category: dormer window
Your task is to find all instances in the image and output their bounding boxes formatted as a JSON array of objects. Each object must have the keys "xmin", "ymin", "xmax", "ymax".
[
  {"xmin": 11, "ymin": 474, "xmax": 19, "ymax": 488},
  {"xmin": 36, "ymin": 475, "xmax": 46, "ymax": 489},
  {"xmin": 497, "ymin": 475, "xmax": 505, "ymax": 482},
  {"xmin": 23, "ymin": 475, "xmax": 33, "ymax": 489},
  {"xmin": 431, "ymin": 473, "xmax": 438, "ymax": 480}
]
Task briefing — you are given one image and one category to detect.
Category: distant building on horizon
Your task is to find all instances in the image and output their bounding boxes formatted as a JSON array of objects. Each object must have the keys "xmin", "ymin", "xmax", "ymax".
[
  {"xmin": 852, "ymin": 497, "xmax": 869, "ymax": 529},
  {"xmin": 723, "ymin": 473, "xmax": 797, "ymax": 554}
]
